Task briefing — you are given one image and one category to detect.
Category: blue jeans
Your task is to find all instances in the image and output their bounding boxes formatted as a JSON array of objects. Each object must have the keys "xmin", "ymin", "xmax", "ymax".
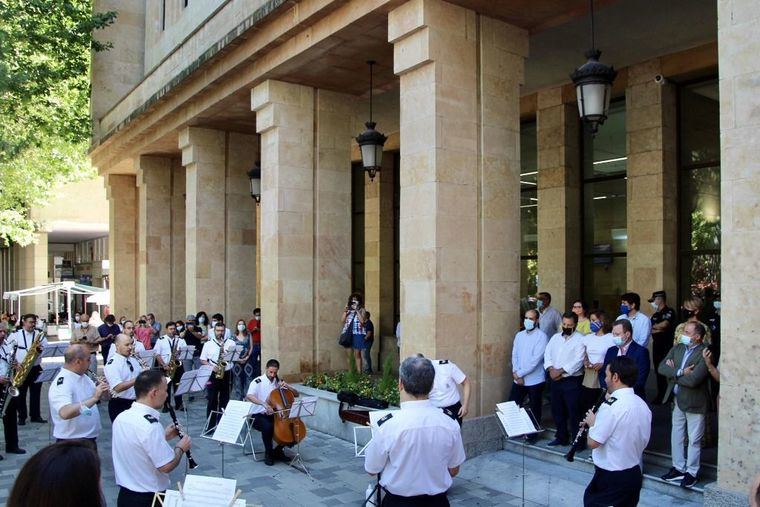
[{"xmin": 362, "ymin": 339, "xmax": 373, "ymax": 373}]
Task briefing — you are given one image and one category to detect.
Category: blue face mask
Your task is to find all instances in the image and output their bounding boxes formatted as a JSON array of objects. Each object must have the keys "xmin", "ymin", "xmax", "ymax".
[
  {"xmin": 524, "ymin": 318, "xmax": 536, "ymax": 331},
  {"xmin": 590, "ymin": 321, "xmax": 602, "ymax": 333},
  {"xmin": 619, "ymin": 304, "xmax": 630, "ymax": 315},
  {"xmin": 536, "ymin": 299, "xmax": 544, "ymax": 310},
  {"xmin": 613, "ymin": 335, "xmax": 625, "ymax": 347},
  {"xmin": 679, "ymin": 334, "xmax": 692, "ymax": 346}
]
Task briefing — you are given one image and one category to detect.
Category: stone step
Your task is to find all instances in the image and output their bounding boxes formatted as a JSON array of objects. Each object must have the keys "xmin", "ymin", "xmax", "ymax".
[{"xmin": 503, "ymin": 436, "xmax": 710, "ymax": 504}]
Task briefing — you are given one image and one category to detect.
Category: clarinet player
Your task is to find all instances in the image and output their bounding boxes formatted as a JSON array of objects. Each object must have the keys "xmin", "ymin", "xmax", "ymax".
[
  {"xmin": 582, "ymin": 356, "xmax": 651, "ymax": 507},
  {"xmin": 0, "ymin": 321, "xmax": 24, "ymax": 457}
]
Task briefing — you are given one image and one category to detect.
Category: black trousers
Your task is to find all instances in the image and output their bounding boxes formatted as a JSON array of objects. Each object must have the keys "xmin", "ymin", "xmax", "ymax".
[
  {"xmin": 509, "ymin": 381, "xmax": 545, "ymax": 427},
  {"xmin": 382, "ymin": 491, "xmax": 449, "ymax": 507},
  {"xmin": 550, "ymin": 376, "xmax": 582, "ymax": 443},
  {"xmin": 206, "ymin": 371, "xmax": 231, "ymax": 426},
  {"xmin": 251, "ymin": 413, "xmax": 276, "ymax": 454},
  {"xmin": 441, "ymin": 401, "xmax": 463, "ymax": 427},
  {"xmin": 2, "ymin": 395, "xmax": 20, "ymax": 450},
  {"xmin": 584, "ymin": 465, "xmax": 643, "ymax": 507},
  {"xmin": 652, "ymin": 332, "xmax": 671, "ymax": 401},
  {"xmin": 579, "ymin": 386, "xmax": 604, "ymax": 420},
  {"xmin": 17, "ymin": 364, "xmax": 42, "ymax": 421},
  {"xmin": 109, "ymin": 398, "xmax": 134, "ymax": 422},
  {"xmin": 117, "ymin": 487, "xmax": 158, "ymax": 507},
  {"xmin": 167, "ymin": 365, "xmax": 184, "ymax": 408}
]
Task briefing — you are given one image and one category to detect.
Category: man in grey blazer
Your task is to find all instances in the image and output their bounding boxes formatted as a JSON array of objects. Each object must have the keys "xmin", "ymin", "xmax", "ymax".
[{"xmin": 657, "ymin": 321, "xmax": 710, "ymax": 489}]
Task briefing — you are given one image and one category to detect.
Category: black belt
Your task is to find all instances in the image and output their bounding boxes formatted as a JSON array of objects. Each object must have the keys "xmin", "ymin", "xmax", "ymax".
[{"xmin": 383, "ymin": 490, "xmax": 449, "ymax": 507}]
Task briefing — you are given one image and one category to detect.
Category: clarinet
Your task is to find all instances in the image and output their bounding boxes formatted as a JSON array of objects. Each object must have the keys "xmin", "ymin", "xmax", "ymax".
[
  {"xmin": 164, "ymin": 401, "xmax": 198, "ymax": 469},
  {"xmin": 565, "ymin": 388, "xmax": 607, "ymax": 462}
]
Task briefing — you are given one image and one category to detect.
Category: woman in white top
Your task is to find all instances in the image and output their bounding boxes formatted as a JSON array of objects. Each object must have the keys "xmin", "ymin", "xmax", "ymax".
[{"xmin": 580, "ymin": 310, "xmax": 616, "ymax": 417}]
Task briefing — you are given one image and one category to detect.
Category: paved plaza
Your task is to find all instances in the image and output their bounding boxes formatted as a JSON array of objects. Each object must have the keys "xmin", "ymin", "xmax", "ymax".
[{"xmin": 0, "ymin": 380, "xmax": 703, "ymax": 507}]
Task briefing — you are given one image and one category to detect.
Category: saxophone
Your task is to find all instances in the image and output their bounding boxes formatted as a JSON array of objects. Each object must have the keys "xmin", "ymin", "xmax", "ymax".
[
  {"xmin": 164, "ymin": 337, "xmax": 181, "ymax": 379},
  {"xmin": 10, "ymin": 331, "xmax": 44, "ymax": 396},
  {"xmin": 0, "ymin": 343, "xmax": 19, "ymax": 417},
  {"xmin": 214, "ymin": 340, "xmax": 227, "ymax": 380}
]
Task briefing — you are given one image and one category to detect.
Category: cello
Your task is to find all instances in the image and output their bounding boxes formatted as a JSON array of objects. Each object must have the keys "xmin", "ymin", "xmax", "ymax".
[{"xmin": 267, "ymin": 379, "xmax": 307, "ymax": 446}]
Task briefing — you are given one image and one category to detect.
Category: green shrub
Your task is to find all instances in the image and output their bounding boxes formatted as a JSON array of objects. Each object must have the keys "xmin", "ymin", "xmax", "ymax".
[{"xmin": 303, "ymin": 356, "xmax": 400, "ymax": 406}]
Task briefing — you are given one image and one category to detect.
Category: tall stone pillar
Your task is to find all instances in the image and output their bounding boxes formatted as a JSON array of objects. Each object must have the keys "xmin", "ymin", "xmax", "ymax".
[
  {"xmin": 626, "ymin": 60, "xmax": 677, "ymax": 301},
  {"xmin": 16, "ymin": 232, "xmax": 48, "ymax": 317},
  {"xmin": 171, "ymin": 160, "xmax": 186, "ymax": 319},
  {"xmin": 179, "ymin": 128, "xmax": 227, "ymax": 316},
  {"xmin": 364, "ymin": 152, "xmax": 396, "ymax": 371},
  {"xmin": 136, "ymin": 156, "xmax": 172, "ymax": 323},
  {"xmin": 389, "ymin": 0, "xmax": 526, "ymax": 415},
  {"xmin": 225, "ymin": 133, "xmax": 258, "ymax": 322},
  {"xmin": 105, "ymin": 174, "xmax": 138, "ymax": 318},
  {"xmin": 536, "ymin": 88, "xmax": 581, "ymax": 311},
  {"xmin": 252, "ymin": 80, "xmax": 315, "ymax": 377},
  {"xmin": 706, "ymin": 2, "xmax": 760, "ymax": 504}
]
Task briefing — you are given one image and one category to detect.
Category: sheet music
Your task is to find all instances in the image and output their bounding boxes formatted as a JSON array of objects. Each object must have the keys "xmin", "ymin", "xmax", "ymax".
[
  {"xmin": 495, "ymin": 401, "xmax": 538, "ymax": 437},
  {"xmin": 212, "ymin": 401, "xmax": 253, "ymax": 444},
  {"xmin": 288, "ymin": 396, "xmax": 318, "ymax": 418},
  {"xmin": 40, "ymin": 342, "xmax": 68, "ymax": 358},
  {"xmin": 160, "ymin": 475, "xmax": 246, "ymax": 506}
]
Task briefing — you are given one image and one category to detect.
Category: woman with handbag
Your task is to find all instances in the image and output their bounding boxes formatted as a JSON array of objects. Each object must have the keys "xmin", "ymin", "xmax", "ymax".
[{"xmin": 340, "ymin": 292, "xmax": 367, "ymax": 372}]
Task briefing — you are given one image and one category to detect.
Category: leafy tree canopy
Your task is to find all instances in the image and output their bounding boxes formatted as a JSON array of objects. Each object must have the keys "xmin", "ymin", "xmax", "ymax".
[{"xmin": 0, "ymin": 0, "xmax": 116, "ymax": 246}]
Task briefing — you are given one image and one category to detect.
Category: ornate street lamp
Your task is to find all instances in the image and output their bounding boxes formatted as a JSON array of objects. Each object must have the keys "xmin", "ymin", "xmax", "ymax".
[
  {"xmin": 356, "ymin": 60, "xmax": 387, "ymax": 181},
  {"xmin": 571, "ymin": 0, "xmax": 617, "ymax": 136},
  {"xmin": 247, "ymin": 161, "xmax": 261, "ymax": 204}
]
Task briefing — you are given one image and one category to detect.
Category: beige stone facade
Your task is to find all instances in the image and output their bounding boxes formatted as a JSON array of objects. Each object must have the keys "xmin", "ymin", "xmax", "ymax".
[{"xmin": 89, "ymin": 0, "xmax": 755, "ymax": 502}]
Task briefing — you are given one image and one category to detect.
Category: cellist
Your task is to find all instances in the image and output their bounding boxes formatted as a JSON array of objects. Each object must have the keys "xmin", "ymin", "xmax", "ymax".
[{"xmin": 246, "ymin": 358, "xmax": 298, "ymax": 466}]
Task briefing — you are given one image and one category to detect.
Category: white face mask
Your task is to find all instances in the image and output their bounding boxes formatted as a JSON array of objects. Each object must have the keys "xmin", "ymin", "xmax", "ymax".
[
  {"xmin": 650, "ymin": 302, "xmax": 658, "ymax": 311},
  {"xmin": 81, "ymin": 323, "xmax": 89, "ymax": 328},
  {"xmin": 75, "ymin": 315, "xmax": 81, "ymax": 322},
  {"xmin": 254, "ymin": 315, "xmax": 260, "ymax": 321},
  {"xmin": 198, "ymin": 316, "xmax": 206, "ymax": 324},
  {"xmin": 237, "ymin": 324, "xmax": 246, "ymax": 331},
  {"xmin": 177, "ymin": 325, "xmax": 184, "ymax": 332},
  {"xmin": 211, "ymin": 320, "xmax": 218, "ymax": 328}
]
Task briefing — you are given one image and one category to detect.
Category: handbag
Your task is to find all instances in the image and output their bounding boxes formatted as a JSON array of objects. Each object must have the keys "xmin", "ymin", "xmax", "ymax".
[{"xmin": 339, "ymin": 315, "xmax": 355, "ymax": 348}]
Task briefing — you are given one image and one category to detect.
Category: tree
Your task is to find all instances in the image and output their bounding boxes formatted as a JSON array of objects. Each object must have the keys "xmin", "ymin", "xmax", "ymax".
[{"xmin": 0, "ymin": 0, "xmax": 116, "ymax": 246}]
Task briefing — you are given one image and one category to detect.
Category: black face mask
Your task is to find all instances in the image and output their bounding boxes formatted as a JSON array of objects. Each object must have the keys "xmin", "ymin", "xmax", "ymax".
[
  {"xmin": 682, "ymin": 308, "xmax": 696, "ymax": 319},
  {"xmin": 561, "ymin": 327, "xmax": 574, "ymax": 336}
]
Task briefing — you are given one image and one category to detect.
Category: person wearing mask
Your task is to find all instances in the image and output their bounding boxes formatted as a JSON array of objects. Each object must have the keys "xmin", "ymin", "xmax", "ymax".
[
  {"xmin": 674, "ymin": 296, "xmax": 712, "ymax": 346},
  {"xmin": 195, "ymin": 311, "xmax": 210, "ymax": 342},
  {"xmin": 340, "ymin": 293, "xmax": 367, "ymax": 373},
  {"xmin": 580, "ymin": 310, "xmax": 615, "ymax": 419},
  {"xmin": 97, "ymin": 314, "xmax": 120, "ymax": 366},
  {"xmin": 118, "ymin": 316, "xmax": 127, "ymax": 332},
  {"xmin": 10, "ymin": 314, "xmax": 48, "ymax": 425},
  {"xmin": 72, "ymin": 314, "xmax": 103, "ymax": 375},
  {"xmin": 509, "ymin": 309, "xmax": 549, "ymax": 444},
  {"xmin": 362, "ymin": 311, "xmax": 375, "ymax": 374},
  {"xmin": 658, "ymin": 322, "xmax": 709, "ymax": 489},
  {"xmin": 232, "ymin": 319, "xmax": 253, "ymax": 400},
  {"xmin": 153, "ymin": 322, "xmax": 186, "ymax": 411},
  {"xmin": 104, "ymin": 334, "xmax": 144, "ymax": 422},
  {"xmin": 649, "ymin": 290, "xmax": 676, "ymax": 403},
  {"xmin": 572, "ymin": 300, "xmax": 592, "ymax": 335},
  {"xmin": 616, "ymin": 292, "xmax": 652, "ymax": 348},
  {"xmin": 181, "ymin": 315, "xmax": 203, "ymax": 371},
  {"xmin": 600, "ymin": 320, "xmax": 650, "ymax": 401},
  {"xmin": 543, "ymin": 312, "xmax": 585, "ymax": 446},
  {"xmin": 364, "ymin": 356, "xmax": 465, "ymax": 505},
  {"xmin": 73, "ymin": 311, "xmax": 82, "ymax": 329},
  {"xmin": 247, "ymin": 308, "xmax": 262, "ymax": 377},
  {"xmin": 536, "ymin": 291, "xmax": 562, "ymax": 340}
]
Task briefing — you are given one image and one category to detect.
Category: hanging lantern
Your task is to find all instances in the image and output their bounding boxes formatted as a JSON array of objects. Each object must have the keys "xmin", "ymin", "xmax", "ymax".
[
  {"xmin": 247, "ymin": 161, "xmax": 261, "ymax": 204},
  {"xmin": 356, "ymin": 60, "xmax": 386, "ymax": 181}
]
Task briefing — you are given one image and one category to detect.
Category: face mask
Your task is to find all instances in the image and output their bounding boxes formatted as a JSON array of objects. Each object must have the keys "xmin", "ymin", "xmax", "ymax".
[
  {"xmin": 613, "ymin": 335, "xmax": 625, "ymax": 347},
  {"xmin": 75, "ymin": 316, "xmax": 81, "ymax": 322},
  {"xmin": 650, "ymin": 302, "xmax": 658, "ymax": 311},
  {"xmin": 81, "ymin": 323, "xmax": 89, "ymax": 328},
  {"xmin": 683, "ymin": 309, "xmax": 695, "ymax": 319},
  {"xmin": 561, "ymin": 327, "xmax": 574, "ymax": 336},
  {"xmin": 523, "ymin": 319, "xmax": 535, "ymax": 331},
  {"xmin": 536, "ymin": 299, "xmax": 544, "ymax": 310},
  {"xmin": 679, "ymin": 334, "xmax": 692, "ymax": 346},
  {"xmin": 619, "ymin": 304, "xmax": 630, "ymax": 315},
  {"xmin": 254, "ymin": 315, "xmax": 260, "ymax": 321},
  {"xmin": 120, "ymin": 320, "xmax": 126, "ymax": 326},
  {"xmin": 35, "ymin": 322, "xmax": 43, "ymax": 330},
  {"xmin": 713, "ymin": 301, "xmax": 721, "ymax": 310},
  {"xmin": 198, "ymin": 316, "xmax": 206, "ymax": 324},
  {"xmin": 177, "ymin": 325, "xmax": 184, "ymax": 332},
  {"xmin": 237, "ymin": 324, "xmax": 246, "ymax": 331},
  {"xmin": 211, "ymin": 320, "xmax": 218, "ymax": 328},
  {"xmin": 590, "ymin": 321, "xmax": 602, "ymax": 333}
]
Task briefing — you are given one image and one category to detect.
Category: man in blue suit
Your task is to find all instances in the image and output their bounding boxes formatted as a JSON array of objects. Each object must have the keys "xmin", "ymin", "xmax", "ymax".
[{"xmin": 599, "ymin": 319, "xmax": 650, "ymax": 400}]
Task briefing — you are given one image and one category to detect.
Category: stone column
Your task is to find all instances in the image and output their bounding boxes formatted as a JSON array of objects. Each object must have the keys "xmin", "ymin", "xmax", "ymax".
[
  {"xmin": 179, "ymin": 127, "xmax": 227, "ymax": 316},
  {"xmin": 15, "ymin": 232, "xmax": 48, "ymax": 317},
  {"xmin": 136, "ymin": 156, "xmax": 172, "ymax": 323},
  {"xmin": 626, "ymin": 60, "xmax": 677, "ymax": 301},
  {"xmin": 105, "ymin": 174, "xmax": 138, "ymax": 318},
  {"xmin": 225, "ymin": 133, "xmax": 258, "ymax": 322},
  {"xmin": 171, "ymin": 160, "xmax": 186, "ymax": 319},
  {"xmin": 314, "ymin": 89, "xmax": 353, "ymax": 372},
  {"xmin": 252, "ymin": 80, "xmax": 315, "ymax": 377},
  {"xmin": 389, "ymin": 0, "xmax": 526, "ymax": 416},
  {"xmin": 364, "ymin": 152, "xmax": 396, "ymax": 371},
  {"xmin": 536, "ymin": 88, "xmax": 581, "ymax": 311},
  {"xmin": 706, "ymin": 2, "xmax": 760, "ymax": 505}
]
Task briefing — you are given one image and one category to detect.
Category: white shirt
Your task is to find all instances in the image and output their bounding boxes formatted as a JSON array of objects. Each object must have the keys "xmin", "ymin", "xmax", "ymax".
[
  {"xmin": 429, "ymin": 360, "xmax": 466, "ymax": 408},
  {"xmin": 106, "ymin": 340, "xmax": 145, "ymax": 362},
  {"xmin": 153, "ymin": 335, "xmax": 187, "ymax": 365},
  {"xmin": 247, "ymin": 374, "xmax": 280, "ymax": 415},
  {"xmin": 589, "ymin": 387, "xmax": 652, "ymax": 471},
  {"xmin": 9, "ymin": 328, "xmax": 48, "ymax": 367},
  {"xmin": 364, "ymin": 400, "xmax": 466, "ymax": 496},
  {"xmin": 512, "ymin": 328, "xmax": 549, "ymax": 386},
  {"xmin": 104, "ymin": 353, "xmax": 140, "ymax": 399},
  {"xmin": 48, "ymin": 367, "xmax": 101, "ymax": 439},
  {"xmin": 616, "ymin": 311, "xmax": 652, "ymax": 348},
  {"xmin": 0, "ymin": 341, "xmax": 14, "ymax": 378},
  {"xmin": 582, "ymin": 333, "xmax": 616, "ymax": 364},
  {"xmin": 543, "ymin": 331, "xmax": 585, "ymax": 377},
  {"xmin": 200, "ymin": 338, "xmax": 235, "ymax": 372},
  {"xmin": 538, "ymin": 306, "xmax": 562, "ymax": 341},
  {"xmin": 112, "ymin": 401, "xmax": 175, "ymax": 493}
]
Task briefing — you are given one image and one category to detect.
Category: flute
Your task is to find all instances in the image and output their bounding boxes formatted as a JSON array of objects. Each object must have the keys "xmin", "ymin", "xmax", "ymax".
[
  {"xmin": 565, "ymin": 388, "xmax": 607, "ymax": 462},
  {"xmin": 164, "ymin": 401, "xmax": 198, "ymax": 469}
]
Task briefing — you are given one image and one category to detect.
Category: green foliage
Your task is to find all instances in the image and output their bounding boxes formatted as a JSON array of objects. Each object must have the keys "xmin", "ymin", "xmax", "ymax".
[
  {"xmin": 303, "ymin": 357, "xmax": 400, "ymax": 406},
  {"xmin": 0, "ymin": 1, "xmax": 116, "ymax": 246}
]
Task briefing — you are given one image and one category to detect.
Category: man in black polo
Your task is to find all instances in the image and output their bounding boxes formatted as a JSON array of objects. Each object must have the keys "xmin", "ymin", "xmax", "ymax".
[{"xmin": 649, "ymin": 290, "xmax": 675, "ymax": 403}]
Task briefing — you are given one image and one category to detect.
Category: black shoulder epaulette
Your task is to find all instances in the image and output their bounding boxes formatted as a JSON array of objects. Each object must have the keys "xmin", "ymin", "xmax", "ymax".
[
  {"xmin": 378, "ymin": 413, "xmax": 393, "ymax": 426},
  {"xmin": 56, "ymin": 377, "xmax": 64, "ymax": 386},
  {"xmin": 106, "ymin": 359, "xmax": 114, "ymax": 365},
  {"xmin": 604, "ymin": 397, "xmax": 617, "ymax": 406},
  {"xmin": 255, "ymin": 377, "xmax": 261, "ymax": 383},
  {"xmin": 143, "ymin": 414, "xmax": 159, "ymax": 424},
  {"xmin": 439, "ymin": 359, "xmax": 449, "ymax": 364}
]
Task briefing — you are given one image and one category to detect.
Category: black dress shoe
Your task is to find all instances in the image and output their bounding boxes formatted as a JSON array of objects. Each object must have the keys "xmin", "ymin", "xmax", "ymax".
[
  {"xmin": 0, "ymin": 454, "xmax": 4, "ymax": 460},
  {"xmin": 547, "ymin": 438, "xmax": 568, "ymax": 447},
  {"xmin": 6, "ymin": 447, "xmax": 26, "ymax": 454},
  {"xmin": 31, "ymin": 418, "xmax": 47, "ymax": 424},
  {"xmin": 17, "ymin": 419, "xmax": 25, "ymax": 426},
  {"xmin": 264, "ymin": 453, "xmax": 274, "ymax": 466}
]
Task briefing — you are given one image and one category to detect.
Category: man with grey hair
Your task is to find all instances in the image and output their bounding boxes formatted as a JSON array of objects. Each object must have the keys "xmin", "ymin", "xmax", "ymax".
[{"xmin": 365, "ymin": 356, "xmax": 466, "ymax": 506}]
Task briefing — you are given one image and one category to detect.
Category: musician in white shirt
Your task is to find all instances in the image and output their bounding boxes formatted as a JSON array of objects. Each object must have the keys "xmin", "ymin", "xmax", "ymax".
[
  {"xmin": 9, "ymin": 314, "xmax": 48, "ymax": 425},
  {"xmin": 154, "ymin": 322, "xmax": 187, "ymax": 411},
  {"xmin": 0, "ymin": 321, "xmax": 24, "ymax": 456},
  {"xmin": 200, "ymin": 323, "xmax": 235, "ymax": 426}
]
